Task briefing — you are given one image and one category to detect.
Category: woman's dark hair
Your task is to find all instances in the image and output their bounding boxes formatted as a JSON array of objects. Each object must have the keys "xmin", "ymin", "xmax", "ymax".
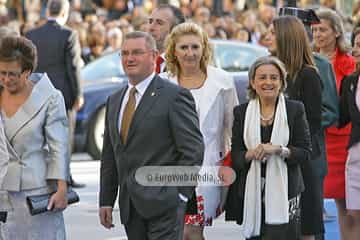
[{"xmin": 0, "ymin": 36, "xmax": 37, "ymax": 73}]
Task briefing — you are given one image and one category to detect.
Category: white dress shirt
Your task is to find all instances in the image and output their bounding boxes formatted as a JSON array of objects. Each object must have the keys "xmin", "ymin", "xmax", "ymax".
[{"xmin": 118, "ymin": 72, "xmax": 155, "ymax": 131}]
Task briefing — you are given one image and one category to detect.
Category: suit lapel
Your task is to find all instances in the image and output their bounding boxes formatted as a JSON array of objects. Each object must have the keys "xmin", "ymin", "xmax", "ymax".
[
  {"xmin": 126, "ymin": 76, "xmax": 162, "ymax": 143},
  {"xmin": 5, "ymin": 74, "xmax": 53, "ymax": 141},
  {"xmin": 110, "ymin": 85, "xmax": 128, "ymax": 146}
]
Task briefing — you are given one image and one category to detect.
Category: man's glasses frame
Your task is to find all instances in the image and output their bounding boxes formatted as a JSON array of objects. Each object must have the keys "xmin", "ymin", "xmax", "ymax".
[{"xmin": 120, "ymin": 49, "xmax": 155, "ymax": 58}]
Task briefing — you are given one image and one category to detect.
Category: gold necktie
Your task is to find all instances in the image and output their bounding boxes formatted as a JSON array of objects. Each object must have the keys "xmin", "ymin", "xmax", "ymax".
[{"xmin": 120, "ymin": 87, "xmax": 137, "ymax": 143}]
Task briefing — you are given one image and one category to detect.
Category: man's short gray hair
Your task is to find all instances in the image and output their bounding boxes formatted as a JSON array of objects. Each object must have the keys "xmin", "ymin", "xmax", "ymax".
[{"xmin": 123, "ymin": 31, "xmax": 157, "ymax": 51}]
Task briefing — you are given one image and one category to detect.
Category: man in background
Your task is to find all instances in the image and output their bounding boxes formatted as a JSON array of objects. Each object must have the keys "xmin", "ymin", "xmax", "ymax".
[
  {"xmin": 147, "ymin": 4, "xmax": 185, "ymax": 73},
  {"xmin": 99, "ymin": 31, "xmax": 204, "ymax": 240},
  {"xmin": 26, "ymin": 0, "xmax": 84, "ymax": 188}
]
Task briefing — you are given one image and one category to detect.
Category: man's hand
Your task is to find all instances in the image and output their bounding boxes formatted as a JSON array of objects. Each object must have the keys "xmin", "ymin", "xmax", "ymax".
[
  {"xmin": 73, "ymin": 96, "xmax": 84, "ymax": 111},
  {"xmin": 99, "ymin": 207, "xmax": 114, "ymax": 229}
]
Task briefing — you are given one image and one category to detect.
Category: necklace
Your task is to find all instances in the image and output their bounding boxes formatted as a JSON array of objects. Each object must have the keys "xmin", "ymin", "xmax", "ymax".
[{"xmin": 260, "ymin": 114, "xmax": 274, "ymax": 121}]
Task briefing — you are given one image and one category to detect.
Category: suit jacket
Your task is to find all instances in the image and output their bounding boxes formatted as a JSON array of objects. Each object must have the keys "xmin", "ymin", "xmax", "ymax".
[
  {"xmin": 1, "ymin": 73, "xmax": 70, "ymax": 192},
  {"xmin": 99, "ymin": 75, "xmax": 204, "ymax": 224},
  {"xmin": 286, "ymin": 65, "xmax": 322, "ymax": 159},
  {"xmin": 225, "ymin": 99, "xmax": 311, "ymax": 224},
  {"xmin": 160, "ymin": 65, "xmax": 239, "ymax": 218},
  {"xmin": 339, "ymin": 72, "xmax": 360, "ymax": 149},
  {"xmin": 26, "ymin": 20, "xmax": 82, "ymax": 110},
  {"xmin": 313, "ymin": 53, "xmax": 338, "ymax": 178},
  {"xmin": 314, "ymin": 53, "xmax": 338, "ymax": 128}
]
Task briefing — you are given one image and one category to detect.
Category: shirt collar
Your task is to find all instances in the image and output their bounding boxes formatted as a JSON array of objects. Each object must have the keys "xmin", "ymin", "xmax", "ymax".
[
  {"xmin": 128, "ymin": 72, "xmax": 155, "ymax": 96},
  {"xmin": 47, "ymin": 17, "xmax": 62, "ymax": 25}
]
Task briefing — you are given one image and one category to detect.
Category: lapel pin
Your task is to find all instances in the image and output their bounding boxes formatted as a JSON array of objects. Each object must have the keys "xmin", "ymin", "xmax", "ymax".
[{"xmin": 151, "ymin": 92, "xmax": 156, "ymax": 96}]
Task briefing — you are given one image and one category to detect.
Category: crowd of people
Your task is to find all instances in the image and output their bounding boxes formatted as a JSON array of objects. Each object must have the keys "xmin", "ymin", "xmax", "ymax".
[
  {"xmin": 0, "ymin": 0, "xmax": 360, "ymax": 240},
  {"xmin": 0, "ymin": 0, "xmax": 357, "ymax": 67}
]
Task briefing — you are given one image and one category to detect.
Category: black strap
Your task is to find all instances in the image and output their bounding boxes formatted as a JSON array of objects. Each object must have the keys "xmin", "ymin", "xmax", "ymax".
[{"xmin": 0, "ymin": 211, "xmax": 7, "ymax": 223}]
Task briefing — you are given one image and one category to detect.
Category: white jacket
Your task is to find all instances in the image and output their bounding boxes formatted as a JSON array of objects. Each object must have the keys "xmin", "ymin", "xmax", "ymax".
[{"xmin": 160, "ymin": 65, "xmax": 239, "ymax": 219}]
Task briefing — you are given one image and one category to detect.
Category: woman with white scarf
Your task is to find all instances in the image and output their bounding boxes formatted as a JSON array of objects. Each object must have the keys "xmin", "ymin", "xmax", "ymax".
[{"xmin": 225, "ymin": 56, "xmax": 311, "ymax": 239}]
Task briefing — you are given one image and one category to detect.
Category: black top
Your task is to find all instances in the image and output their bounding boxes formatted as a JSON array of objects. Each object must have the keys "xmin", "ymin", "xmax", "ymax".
[
  {"xmin": 286, "ymin": 65, "xmax": 322, "ymax": 158},
  {"xmin": 339, "ymin": 72, "xmax": 360, "ymax": 148},
  {"xmin": 260, "ymin": 124, "xmax": 273, "ymax": 180}
]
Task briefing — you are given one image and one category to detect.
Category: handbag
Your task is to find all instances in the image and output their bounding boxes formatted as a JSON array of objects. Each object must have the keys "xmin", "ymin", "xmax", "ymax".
[{"xmin": 26, "ymin": 189, "xmax": 80, "ymax": 216}]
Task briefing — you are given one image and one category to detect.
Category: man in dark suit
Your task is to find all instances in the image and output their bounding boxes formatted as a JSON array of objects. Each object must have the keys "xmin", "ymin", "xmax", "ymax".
[
  {"xmin": 99, "ymin": 31, "xmax": 204, "ymax": 240},
  {"xmin": 26, "ymin": 0, "xmax": 84, "ymax": 187}
]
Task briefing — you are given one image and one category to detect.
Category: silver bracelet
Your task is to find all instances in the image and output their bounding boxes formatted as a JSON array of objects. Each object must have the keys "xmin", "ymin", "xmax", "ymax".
[{"xmin": 280, "ymin": 146, "xmax": 290, "ymax": 158}]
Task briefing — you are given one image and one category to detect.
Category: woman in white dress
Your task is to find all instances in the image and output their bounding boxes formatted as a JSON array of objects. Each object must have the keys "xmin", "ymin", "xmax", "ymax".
[{"xmin": 160, "ymin": 22, "xmax": 238, "ymax": 240}]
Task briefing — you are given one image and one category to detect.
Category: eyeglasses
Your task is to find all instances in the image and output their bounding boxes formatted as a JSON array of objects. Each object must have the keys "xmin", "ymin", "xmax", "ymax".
[
  {"xmin": 0, "ymin": 70, "xmax": 22, "ymax": 78},
  {"xmin": 120, "ymin": 50, "xmax": 154, "ymax": 58}
]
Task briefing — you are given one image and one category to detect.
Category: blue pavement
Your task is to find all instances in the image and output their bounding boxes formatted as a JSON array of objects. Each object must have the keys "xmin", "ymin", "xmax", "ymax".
[{"xmin": 325, "ymin": 199, "xmax": 340, "ymax": 240}]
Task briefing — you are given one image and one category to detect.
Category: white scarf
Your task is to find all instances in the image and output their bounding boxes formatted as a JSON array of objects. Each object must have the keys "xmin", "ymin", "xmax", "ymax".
[{"xmin": 241, "ymin": 94, "xmax": 289, "ymax": 238}]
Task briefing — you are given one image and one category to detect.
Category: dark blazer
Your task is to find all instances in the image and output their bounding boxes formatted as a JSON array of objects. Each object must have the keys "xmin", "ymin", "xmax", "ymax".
[
  {"xmin": 339, "ymin": 72, "xmax": 360, "ymax": 149},
  {"xmin": 225, "ymin": 99, "xmax": 311, "ymax": 224},
  {"xmin": 26, "ymin": 20, "xmax": 82, "ymax": 110},
  {"xmin": 286, "ymin": 65, "xmax": 322, "ymax": 158},
  {"xmin": 313, "ymin": 53, "xmax": 338, "ymax": 128},
  {"xmin": 99, "ymin": 75, "xmax": 204, "ymax": 224}
]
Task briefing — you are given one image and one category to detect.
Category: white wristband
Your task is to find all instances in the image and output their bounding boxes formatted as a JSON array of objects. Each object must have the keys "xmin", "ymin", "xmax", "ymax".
[{"xmin": 280, "ymin": 146, "xmax": 290, "ymax": 158}]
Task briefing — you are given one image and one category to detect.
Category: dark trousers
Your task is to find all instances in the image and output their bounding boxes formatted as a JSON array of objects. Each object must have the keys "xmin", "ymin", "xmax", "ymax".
[
  {"xmin": 247, "ymin": 223, "xmax": 301, "ymax": 240},
  {"xmin": 0, "ymin": 212, "xmax": 6, "ymax": 223},
  {"xmin": 125, "ymin": 200, "xmax": 186, "ymax": 240},
  {"xmin": 67, "ymin": 109, "xmax": 76, "ymax": 184},
  {"xmin": 67, "ymin": 109, "xmax": 76, "ymax": 152}
]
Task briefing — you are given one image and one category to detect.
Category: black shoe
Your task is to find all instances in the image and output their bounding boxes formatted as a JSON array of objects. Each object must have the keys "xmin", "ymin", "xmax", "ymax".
[
  {"xmin": 69, "ymin": 177, "xmax": 86, "ymax": 188},
  {"xmin": 71, "ymin": 180, "xmax": 86, "ymax": 188},
  {"xmin": 0, "ymin": 212, "xmax": 7, "ymax": 223}
]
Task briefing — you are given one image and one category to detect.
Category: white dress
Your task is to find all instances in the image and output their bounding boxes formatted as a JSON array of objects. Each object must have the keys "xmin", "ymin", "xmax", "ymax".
[{"xmin": 160, "ymin": 66, "xmax": 239, "ymax": 225}]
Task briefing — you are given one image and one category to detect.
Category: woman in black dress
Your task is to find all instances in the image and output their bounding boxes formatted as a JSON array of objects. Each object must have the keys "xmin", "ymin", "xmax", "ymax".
[{"xmin": 267, "ymin": 16, "xmax": 323, "ymax": 240}]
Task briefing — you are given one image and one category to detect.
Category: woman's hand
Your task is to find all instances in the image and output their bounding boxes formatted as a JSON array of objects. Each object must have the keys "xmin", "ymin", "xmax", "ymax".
[
  {"xmin": 47, "ymin": 180, "xmax": 68, "ymax": 211},
  {"xmin": 245, "ymin": 149, "xmax": 256, "ymax": 161},
  {"xmin": 253, "ymin": 143, "xmax": 281, "ymax": 161}
]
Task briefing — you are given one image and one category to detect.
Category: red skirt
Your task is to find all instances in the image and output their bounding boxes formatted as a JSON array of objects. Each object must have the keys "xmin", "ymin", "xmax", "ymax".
[{"xmin": 323, "ymin": 126, "xmax": 350, "ymax": 199}]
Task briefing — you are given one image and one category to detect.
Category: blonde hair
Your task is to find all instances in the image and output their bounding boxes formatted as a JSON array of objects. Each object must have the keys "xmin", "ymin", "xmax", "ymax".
[
  {"xmin": 273, "ymin": 16, "xmax": 316, "ymax": 81},
  {"xmin": 164, "ymin": 22, "xmax": 212, "ymax": 78},
  {"xmin": 316, "ymin": 9, "xmax": 350, "ymax": 54}
]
